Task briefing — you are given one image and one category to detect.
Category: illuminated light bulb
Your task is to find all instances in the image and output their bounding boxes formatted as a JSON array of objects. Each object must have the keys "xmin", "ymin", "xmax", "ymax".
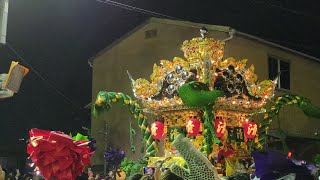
[
  {"xmin": 232, "ymin": 101, "xmax": 236, "ymax": 104},
  {"xmin": 214, "ymin": 73, "xmax": 218, "ymax": 76},
  {"xmin": 264, "ymin": 95, "xmax": 268, "ymax": 98},
  {"xmin": 245, "ymin": 119, "xmax": 249, "ymax": 122}
]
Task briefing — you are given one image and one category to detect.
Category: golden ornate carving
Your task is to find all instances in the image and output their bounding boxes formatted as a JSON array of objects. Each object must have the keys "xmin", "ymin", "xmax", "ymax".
[{"xmin": 129, "ymin": 36, "xmax": 276, "ymax": 112}]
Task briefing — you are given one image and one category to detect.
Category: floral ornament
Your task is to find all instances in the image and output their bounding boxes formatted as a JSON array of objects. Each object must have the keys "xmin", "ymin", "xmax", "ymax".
[
  {"xmin": 27, "ymin": 128, "xmax": 93, "ymax": 180},
  {"xmin": 133, "ymin": 57, "xmax": 191, "ymax": 100},
  {"xmin": 134, "ymin": 78, "xmax": 158, "ymax": 98},
  {"xmin": 181, "ymin": 37, "xmax": 224, "ymax": 63}
]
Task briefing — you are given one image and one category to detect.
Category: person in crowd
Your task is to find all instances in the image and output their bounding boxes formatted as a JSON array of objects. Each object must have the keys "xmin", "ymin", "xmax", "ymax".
[
  {"xmin": 0, "ymin": 166, "xmax": 5, "ymax": 180},
  {"xmin": 14, "ymin": 169, "xmax": 21, "ymax": 180},
  {"xmin": 76, "ymin": 172, "xmax": 89, "ymax": 180},
  {"xmin": 32, "ymin": 175, "xmax": 45, "ymax": 180},
  {"xmin": 94, "ymin": 173, "xmax": 100, "ymax": 180},
  {"xmin": 6, "ymin": 171, "xmax": 14, "ymax": 180}
]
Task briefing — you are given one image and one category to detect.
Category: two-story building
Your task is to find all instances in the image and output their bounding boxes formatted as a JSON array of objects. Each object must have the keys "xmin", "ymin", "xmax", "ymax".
[{"xmin": 89, "ymin": 17, "xmax": 320, "ymax": 165}]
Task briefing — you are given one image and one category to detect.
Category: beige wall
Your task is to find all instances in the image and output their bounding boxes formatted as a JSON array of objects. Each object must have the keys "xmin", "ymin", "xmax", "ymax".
[
  {"xmin": 91, "ymin": 20, "xmax": 320, "ymax": 165},
  {"xmin": 225, "ymin": 35, "xmax": 320, "ymax": 138}
]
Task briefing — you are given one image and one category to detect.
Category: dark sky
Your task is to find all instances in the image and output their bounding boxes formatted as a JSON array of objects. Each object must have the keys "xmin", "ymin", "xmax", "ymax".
[{"xmin": 0, "ymin": 0, "xmax": 319, "ymax": 154}]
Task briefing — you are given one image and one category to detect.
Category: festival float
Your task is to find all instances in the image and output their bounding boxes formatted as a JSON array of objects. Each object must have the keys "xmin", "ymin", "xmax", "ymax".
[{"xmin": 93, "ymin": 29, "xmax": 320, "ymax": 179}]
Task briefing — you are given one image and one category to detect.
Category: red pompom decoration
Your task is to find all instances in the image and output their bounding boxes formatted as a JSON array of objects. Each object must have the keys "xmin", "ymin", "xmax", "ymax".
[
  {"xmin": 27, "ymin": 128, "xmax": 94, "ymax": 180},
  {"xmin": 151, "ymin": 121, "xmax": 164, "ymax": 140},
  {"xmin": 244, "ymin": 121, "xmax": 258, "ymax": 139},
  {"xmin": 186, "ymin": 118, "xmax": 201, "ymax": 137}
]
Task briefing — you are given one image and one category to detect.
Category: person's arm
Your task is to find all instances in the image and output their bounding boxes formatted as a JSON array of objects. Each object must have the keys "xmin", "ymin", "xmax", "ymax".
[
  {"xmin": 15, "ymin": 169, "xmax": 20, "ymax": 179},
  {"xmin": 0, "ymin": 165, "xmax": 5, "ymax": 180}
]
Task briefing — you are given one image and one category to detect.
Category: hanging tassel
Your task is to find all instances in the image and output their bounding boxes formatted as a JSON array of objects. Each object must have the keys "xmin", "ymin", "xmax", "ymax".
[
  {"xmin": 129, "ymin": 121, "xmax": 136, "ymax": 153},
  {"xmin": 141, "ymin": 138, "xmax": 145, "ymax": 153}
]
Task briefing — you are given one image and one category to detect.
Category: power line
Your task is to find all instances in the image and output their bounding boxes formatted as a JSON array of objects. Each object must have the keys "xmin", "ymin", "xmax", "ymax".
[
  {"xmin": 250, "ymin": 0, "xmax": 320, "ymax": 19},
  {"xmin": 97, "ymin": 0, "xmax": 320, "ymax": 21},
  {"xmin": 5, "ymin": 42, "xmax": 86, "ymax": 115},
  {"xmin": 96, "ymin": 0, "xmax": 183, "ymax": 20},
  {"xmin": 95, "ymin": 0, "xmax": 320, "ymax": 50}
]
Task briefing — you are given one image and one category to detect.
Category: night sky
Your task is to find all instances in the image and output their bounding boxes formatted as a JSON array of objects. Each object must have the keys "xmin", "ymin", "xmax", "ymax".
[{"xmin": 0, "ymin": 0, "xmax": 319, "ymax": 155}]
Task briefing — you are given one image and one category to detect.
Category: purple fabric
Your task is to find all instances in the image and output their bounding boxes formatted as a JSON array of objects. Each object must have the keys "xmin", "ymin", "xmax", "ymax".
[
  {"xmin": 252, "ymin": 150, "xmax": 313, "ymax": 180},
  {"xmin": 104, "ymin": 148, "xmax": 125, "ymax": 168}
]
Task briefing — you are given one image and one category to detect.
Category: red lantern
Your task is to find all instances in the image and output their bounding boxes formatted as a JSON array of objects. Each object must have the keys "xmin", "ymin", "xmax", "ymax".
[
  {"xmin": 186, "ymin": 118, "xmax": 201, "ymax": 137},
  {"xmin": 214, "ymin": 117, "xmax": 226, "ymax": 138},
  {"xmin": 151, "ymin": 121, "xmax": 164, "ymax": 140},
  {"xmin": 244, "ymin": 121, "xmax": 257, "ymax": 139}
]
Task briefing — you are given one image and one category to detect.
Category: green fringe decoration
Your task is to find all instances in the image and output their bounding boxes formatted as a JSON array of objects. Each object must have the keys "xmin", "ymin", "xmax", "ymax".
[
  {"xmin": 257, "ymin": 94, "xmax": 320, "ymax": 149},
  {"xmin": 92, "ymin": 91, "xmax": 157, "ymax": 159}
]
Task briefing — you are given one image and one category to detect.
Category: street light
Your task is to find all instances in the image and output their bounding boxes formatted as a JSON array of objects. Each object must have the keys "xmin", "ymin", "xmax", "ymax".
[{"xmin": 0, "ymin": 0, "xmax": 8, "ymax": 44}]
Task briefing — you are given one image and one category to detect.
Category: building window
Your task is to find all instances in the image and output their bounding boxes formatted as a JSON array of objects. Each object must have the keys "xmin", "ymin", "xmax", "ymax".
[
  {"xmin": 145, "ymin": 29, "xmax": 157, "ymax": 39},
  {"xmin": 268, "ymin": 56, "xmax": 290, "ymax": 90}
]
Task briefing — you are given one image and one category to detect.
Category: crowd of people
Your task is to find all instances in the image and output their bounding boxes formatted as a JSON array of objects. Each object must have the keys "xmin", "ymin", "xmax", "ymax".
[
  {"xmin": 0, "ymin": 166, "xmax": 42, "ymax": 180},
  {"xmin": 0, "ymin": 165, "xmax": 117, "ymax": 180}
]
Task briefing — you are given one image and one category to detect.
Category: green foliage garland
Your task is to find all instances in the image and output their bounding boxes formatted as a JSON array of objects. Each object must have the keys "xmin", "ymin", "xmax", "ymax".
[
  {"xmin": 120, "ymin": 158, "xmax": 146, "ymax": 177},
  {"xmin": 257, "ymin": 94, "xmax": 320, "ymax": 149},
  {"xmin": 93, "ymin": 91, "xmax": 158, "ymax": 158}
]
